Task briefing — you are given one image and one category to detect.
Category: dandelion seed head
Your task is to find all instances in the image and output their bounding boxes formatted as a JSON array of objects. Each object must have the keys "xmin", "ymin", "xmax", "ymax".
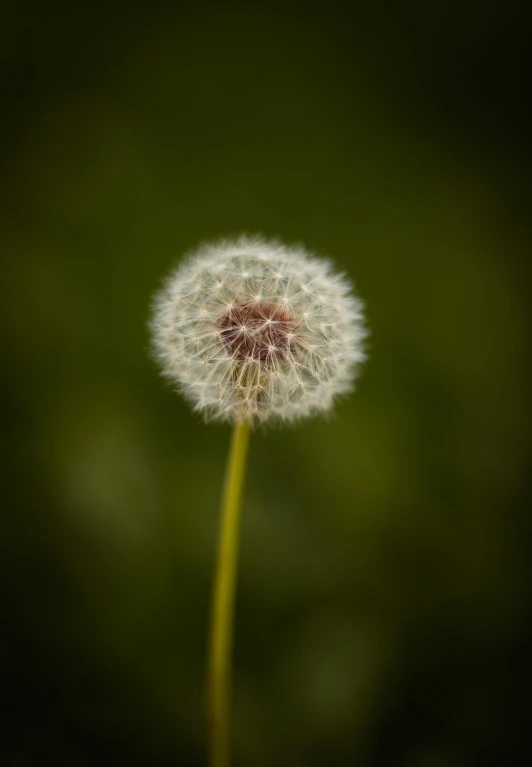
[{"xmin": 150, "ymin": 235, "xmax": 367, "ymax": 424}]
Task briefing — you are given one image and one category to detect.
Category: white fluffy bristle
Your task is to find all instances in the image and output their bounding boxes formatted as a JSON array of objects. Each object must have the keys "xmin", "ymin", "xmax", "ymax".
[{"xmin": 150, "ymin": 235, "xmax": 367, "ymax": 425}]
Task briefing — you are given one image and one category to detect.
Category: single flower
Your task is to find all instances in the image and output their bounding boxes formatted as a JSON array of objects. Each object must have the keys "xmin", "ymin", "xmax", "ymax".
[{"xmin": 150, "ymin": 235, "xmax": 367, "ymax": 424}]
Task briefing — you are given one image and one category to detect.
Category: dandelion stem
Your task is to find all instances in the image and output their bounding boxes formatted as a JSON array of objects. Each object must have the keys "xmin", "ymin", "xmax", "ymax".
[{"xmin": 208, "ymin": 419, "xmax": 251, "ymax": 767}]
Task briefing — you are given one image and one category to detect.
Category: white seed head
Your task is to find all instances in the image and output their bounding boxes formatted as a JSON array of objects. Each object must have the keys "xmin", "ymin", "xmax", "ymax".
[{"xmin": 150, "ymin": 235, "xmax": 367, "ymax": 425}]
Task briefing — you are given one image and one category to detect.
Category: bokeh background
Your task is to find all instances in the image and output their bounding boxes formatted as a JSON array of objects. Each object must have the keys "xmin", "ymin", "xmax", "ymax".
[{"xmin": 2, "ymin": 3, "xmax": 531, "ymax": 766}]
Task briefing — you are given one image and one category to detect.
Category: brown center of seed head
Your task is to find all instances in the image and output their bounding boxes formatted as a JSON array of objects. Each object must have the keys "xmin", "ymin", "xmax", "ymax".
[{"xmin": 218, "ymin": 300, "xmax": 299, "ymax": 363}]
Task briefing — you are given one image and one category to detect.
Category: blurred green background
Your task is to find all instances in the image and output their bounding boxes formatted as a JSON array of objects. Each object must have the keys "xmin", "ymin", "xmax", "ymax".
[{"xmin": 2, "ymin": 3, "xmax": 531, "ymax": 766}]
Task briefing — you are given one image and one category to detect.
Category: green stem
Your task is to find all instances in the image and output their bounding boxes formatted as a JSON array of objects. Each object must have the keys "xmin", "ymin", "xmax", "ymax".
[{"xmin": 208, "ymin": 419, "xmax": 251, "ymax": 767}]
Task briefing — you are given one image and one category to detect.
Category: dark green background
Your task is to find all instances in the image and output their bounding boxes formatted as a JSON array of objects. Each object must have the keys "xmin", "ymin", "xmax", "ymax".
[{"xmin": 2, "ymin": 3, "xmax": 531, "ymax": 766}]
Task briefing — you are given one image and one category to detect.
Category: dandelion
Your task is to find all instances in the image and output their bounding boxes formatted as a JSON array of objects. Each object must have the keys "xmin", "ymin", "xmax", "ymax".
[
  {"xmin": 149, "ymin": 235, "xmax": 367, "ymax": 767},
  {"xmin": 150, "ymin": 235, "xmax": 366, "ymax": 425}
]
